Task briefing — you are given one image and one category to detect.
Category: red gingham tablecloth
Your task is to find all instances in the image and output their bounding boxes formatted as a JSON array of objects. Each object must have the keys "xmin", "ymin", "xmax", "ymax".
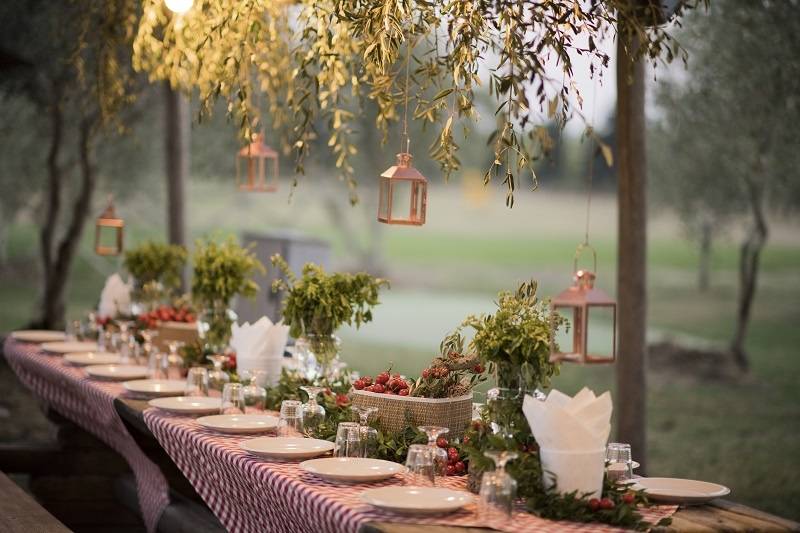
[
  {"xmin": 3, "ymin": 338, "xmax": 170, "ymax": 532},
  {"xmin": 143, "ymin": 408, "xmax": 677, "ymax": 533}
]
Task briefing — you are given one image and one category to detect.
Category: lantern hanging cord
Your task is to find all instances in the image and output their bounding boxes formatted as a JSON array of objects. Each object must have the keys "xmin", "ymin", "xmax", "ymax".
[
  {"xmin": 583, "ymin": 79, "xmax": 599, "ymax": 247},
  {"xmin": 400, "ymin": 34, "xmax": 413, "ymax": 154}
]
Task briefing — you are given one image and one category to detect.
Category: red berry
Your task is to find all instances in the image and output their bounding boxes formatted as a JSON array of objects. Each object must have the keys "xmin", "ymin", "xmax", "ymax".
[
  {"xmin": 372, "ymin": 383, "xmax": 385, "ymax": 393},
  {"xmin": 462, "ymin": 435, "xmax": 470, "ymax": 445},
  {"xmin": 376, "ymin": 372, "xmax": 390, "ymax": 385},
  {"xmin": 436, "ymin": 437, "xmax": 449, "ymax": 449},
  {"xmin": 364, "ymin": 385, "xmax": 374, "ymax": 392},
  {"xmin": 447, "ymin": 447, "xmax": 459, "ymax": 462},
  {"xmin": 362, "ymin": 376, "xmax": 373, "ymax": 386},
  {"xmin": 622, "ymin": 493, "xmax": 635, "ymax": 504},
  {"xmin": 588, "ymin": 498, "xmax": 601, "ymax": 511},
  {"xmin": 600, "ymin": 498, "xmax": 615, "ymax": 510},
  {"xmin": 454, "ymin": 461, "xmax": 466, "ymax": 474},
  {"xmin": 472, "ymin": 364, "xmax": 484, "ymax": 373},
  {"xmin": 398, "ymin": 380, "xmax": 409, "ymax": 389},
  {"xmin": 386, "ymin": 379, "xmax": 398, "ymax": 391},
  {"xmin": 421, "ymin": 369, "xmax": 430, "ymax": 379},
  {"xmin": 438, "ymin": 367, "xmax": 449, "ymax": 377},
  {"xmin": 398, "ymin": 389, "xmax": 409, "ymax": 396},
  {"xmin": 353, "ymin": 380, "xmax": 364, "ymax": 390},
  {"xmin": 392, "ymin": 373, "xmax": 401, "ymax": 379},
  {"xmin": 445, "ymin": 464, "xmax": 456, "ymax": 476}
]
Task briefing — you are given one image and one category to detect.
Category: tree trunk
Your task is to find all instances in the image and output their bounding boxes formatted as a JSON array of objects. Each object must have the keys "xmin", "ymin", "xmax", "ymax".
[
  {"xmin": 164, "ymin": 83, "xmax": 189, "ymax": 288},
  {"xmin": 615, "ymin": 26, "xmax": 648, "ymax": 473},
  {"xmin": 730, "ymin": 177, "xmax": 767, "ymax": 371},
  {"xmin": 35, "ymin": 117, "xmax": 97, "ymax": 329},
  {"xmin": 698, "ymin": 217, "xmax": 712, "ymax": 292}
]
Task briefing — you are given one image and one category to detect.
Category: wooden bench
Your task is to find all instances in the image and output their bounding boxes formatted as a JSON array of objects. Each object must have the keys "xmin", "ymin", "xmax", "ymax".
[{"xmin": 0, "ymin": 470, "xmax": 71, "ymax": 533}]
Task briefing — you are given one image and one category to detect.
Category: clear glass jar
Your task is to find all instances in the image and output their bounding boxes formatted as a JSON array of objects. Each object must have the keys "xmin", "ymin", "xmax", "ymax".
[{"xmin": 294, "ymin": 334, "xmax": 341, "ymax": 383}]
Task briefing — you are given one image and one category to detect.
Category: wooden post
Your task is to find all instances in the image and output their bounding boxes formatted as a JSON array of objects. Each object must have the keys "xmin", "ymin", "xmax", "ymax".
[
  {"xmin": 615, "ymin": 27, "xmax": 648, "ymax": 472},
  {"xmin": 164, "ymin": 83, "xmax": 189, "ymax": 288}
]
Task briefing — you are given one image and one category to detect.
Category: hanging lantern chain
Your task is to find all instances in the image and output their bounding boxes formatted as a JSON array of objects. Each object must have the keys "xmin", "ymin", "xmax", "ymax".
[
  {"xmin": 400, "ymin": 34, "xmax": 413, "ymax": 155},
  {"xmin": 582, "ymin": 80, "xmax": 599, "ymax": 248}
]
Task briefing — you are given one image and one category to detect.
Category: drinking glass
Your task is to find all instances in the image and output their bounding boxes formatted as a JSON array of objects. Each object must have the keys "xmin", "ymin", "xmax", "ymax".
[
  {"xmin": 300, "ymin": 386, "xmax": 326, "ymax": 432},
  {"xmin": 241, "ymin": 371, "xmax": 268, "ymax": 413},
  {"xmin": 404, "ymin": 444, "xmax": 436, "ymax": 487},
  {"xmin": 605, "ymin": 442, "xmax": 633, "ymax": 482},
  {"xmin": 185, "ymin": 367, "xmax": 209, "ymax": 397},
  {"xmin": 206, "ymin": 354, "xmax": 230, "ymax": 392},
  {"xmin": 419, "ymin": 426, "xmax": 449, "ymax": 477},
  {"xmin": 278, "ymin": 400, "xmax": 304, "ymax": 437},
  {"xmin": 166, "ymin": 341, "xmax": 185, "ymax": 380},
  {"xmin": 220, "ymin": 383, "xmax": 246, "ymax": 415},
  {"xmin": 148, "ymin": 350, "xmax": 169, "ymax": 379},
  {"xmin": 352, "ymin": 406, "xmax": 379, "ymax": 458},
  {"xmin": 479, "ymin": 450, "xmax": 518, "ymax": 523},
  {"xmin": 334, "ymin": 422, "xmax": 362, "ymax": 458}
]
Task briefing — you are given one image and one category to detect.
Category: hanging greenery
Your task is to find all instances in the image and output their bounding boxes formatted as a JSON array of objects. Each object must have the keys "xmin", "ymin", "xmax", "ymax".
[{"xmin": 130, "ymin": 0, "xmax": 703, "ymax": 203}]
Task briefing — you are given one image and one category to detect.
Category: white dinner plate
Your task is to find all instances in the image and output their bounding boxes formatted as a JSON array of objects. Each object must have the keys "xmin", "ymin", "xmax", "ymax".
[
  {"xmin": 632, "ymin": 477, "xmax": 730, "ymax": 504},
  {"xmin": 197, "ymin": 414, "xmax": 280, "ymax": 434},
  {"xmin": 148, "ymin": 396, "xmax": 221, "ymax": 415},
  {"xmin": 123, "ymin": 379, "xmax": 186, "ymax": 397},
  {"xmin": 85, "ymin": 364, "xmax": 149, "ymax": 381},
  {"xmin": 64, "ymin": 351, "xmax": 121, "ymax": 366},
  {"xmin": 41, "ymin": 341, "xmax": 98, "ymax": 354},
  {"xmin": 300, "ymin": 457, "xmax": 406, "ymax": 483},
  {"xmin": 242, "ymin": 437, "xmax": 334, "ymax": 459},
  {"xmin": 11, "ymin": 330, "xmax": 67, "ymax": 343},
  {"xmin": 360, "ymin": 486, "xmax": 473, "ymax": 515}
]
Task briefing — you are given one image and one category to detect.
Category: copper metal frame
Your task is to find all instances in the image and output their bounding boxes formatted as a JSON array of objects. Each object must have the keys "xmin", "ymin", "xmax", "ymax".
[
  {"xmin": 550, "ymin": 243, "xmax": 617, "ymax": 364},
  {"xmin": 236, "ymin": 133, "xmax": 279, "ymax": 192},
  {"xmin": 377, "ymin": 152, "xmax": 428, "ymax": 226},
  {"xmin": 95, "ymin": 196, "xmax": 124, "ymax": 256}
]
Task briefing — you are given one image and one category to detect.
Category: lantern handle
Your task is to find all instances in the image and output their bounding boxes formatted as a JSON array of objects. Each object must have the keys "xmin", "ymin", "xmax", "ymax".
[{"xmin": 573, "ymin": 242, "xmax": 597, "ymax": 275}]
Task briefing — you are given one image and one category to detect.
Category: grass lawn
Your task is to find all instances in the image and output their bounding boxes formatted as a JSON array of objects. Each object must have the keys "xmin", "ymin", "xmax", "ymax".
[{"xmin": 1, "ymin": 185, "xmax": 798, "ymax": 520}]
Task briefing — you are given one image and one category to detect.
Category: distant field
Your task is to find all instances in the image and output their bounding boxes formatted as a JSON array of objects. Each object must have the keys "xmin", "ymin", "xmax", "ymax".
[{"xmin": 1, "ymin": 183, "xmax": 798, "ymax": 520}]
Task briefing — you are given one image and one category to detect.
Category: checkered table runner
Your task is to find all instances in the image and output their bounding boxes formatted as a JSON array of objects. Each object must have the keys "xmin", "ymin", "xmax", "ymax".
[
  {"xmin": 3, "ymin": 338, "xmax": 170, "ymax": 532},
  {"xmin": 144, "ymin": 409, "xmax": 677, "ymax": 533}
]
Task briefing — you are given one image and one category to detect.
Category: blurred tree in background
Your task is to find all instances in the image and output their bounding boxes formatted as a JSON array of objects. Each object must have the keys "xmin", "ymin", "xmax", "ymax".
[
  {"xmin": 650, "ymin": 0, "xmax": 800, "ymax": 370},
  {"xmin": 0, "ymin": 0, "xmax": 143, "ymax": 328}
]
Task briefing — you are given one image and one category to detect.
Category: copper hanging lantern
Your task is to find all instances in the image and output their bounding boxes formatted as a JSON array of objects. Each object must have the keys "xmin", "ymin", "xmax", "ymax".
[
  {"xmin": 236, "ymin": 132, "xmax": 279, "ymax": 192},
  {"xmin": 94, "ymin": 195, "xmax": 124, "ymax": 256},
  {"xmin": 378, "ymin": 152, "xmax": 428, "ymax": 226},
  {"xmin": 550, "ymin": 244, "xmax": 617, "ymax": 364}
]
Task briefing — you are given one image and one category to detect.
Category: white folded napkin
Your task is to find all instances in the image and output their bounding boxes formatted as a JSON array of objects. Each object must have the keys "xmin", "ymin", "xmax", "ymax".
[
  {"xmin": 525, "ymin": 387, "xmax": 612, "ymax": 498},
  {"xmin": 232, "ymin": 316, "xmax": 289, "ymax": 386},
  {"xmin": 98, "ymin": 273, "xmax": 132, "ymax": 318},
  {"xmin": 523, "ymin": 387, "xmax": 612, "ymax": 451}
]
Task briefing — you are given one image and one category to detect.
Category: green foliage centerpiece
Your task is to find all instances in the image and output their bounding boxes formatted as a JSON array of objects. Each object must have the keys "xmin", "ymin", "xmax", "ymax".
[
  {"xmin": 191, "ymin": 237, "xmax": 265, "ymax": 354},
  {"xmin": 123, "ymin": 241, "xmax": 188, "ymax": 310},
  {"xmin": 458, "ymin": 281, "xmax": 563, "ymax": 495},
  {"xmin": 270, "ymin": 254, "xmax": 388, "ymax": 382}
]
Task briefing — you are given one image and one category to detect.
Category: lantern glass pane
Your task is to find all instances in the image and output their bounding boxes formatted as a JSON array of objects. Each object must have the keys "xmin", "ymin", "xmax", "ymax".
[
  {"xmin": 586, "ymin": 305, "xmax": 615, "ymax": 359},
  {"xmin": 391, "ymin": 179, "xmax": 413, "ymax": 221},
  {"xmin": 552, "ymin": 306, "xmax": 581, "ymax": 360},
  {"xmin": 378, "ymin": 178, "xmax": 391, "ymax": 219},
  {"xmin": 96, "ymin": 225, "xmax": 120, "ymax": 254}
]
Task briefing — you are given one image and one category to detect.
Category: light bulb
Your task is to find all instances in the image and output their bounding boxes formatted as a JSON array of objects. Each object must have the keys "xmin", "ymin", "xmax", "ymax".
[{"xmin": 165, "ymin": 0, "xmax": 193, "ymax": 14}]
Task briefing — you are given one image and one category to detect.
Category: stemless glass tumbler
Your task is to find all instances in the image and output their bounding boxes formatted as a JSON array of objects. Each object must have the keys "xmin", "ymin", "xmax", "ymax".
[
  {"xmin": 185, "ymin": 367, "xmax": 209, "ymax": 397},
  {"xmin": 278, "ymin": 400, "xmax": 304, "ymax": 437},
  {"xmin": 404, "ymin": 444, "xmax": 436, "ymax": 487},
  {"xmin": 334, "ymin": 422, "xmax": 362, "ymax": 458}
]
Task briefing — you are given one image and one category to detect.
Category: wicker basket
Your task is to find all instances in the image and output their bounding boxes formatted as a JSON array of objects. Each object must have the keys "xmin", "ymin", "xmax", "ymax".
[{"xmin": 351, "ymin": 390, "xmax": 473, "ymax": 439}]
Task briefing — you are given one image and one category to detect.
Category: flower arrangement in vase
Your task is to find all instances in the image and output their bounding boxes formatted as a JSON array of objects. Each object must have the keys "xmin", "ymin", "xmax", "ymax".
[
  {"xmin": 270, "ymin": 254, "xmax": 388, "ymax": 381},
  {"xmin": 123, "ymin": 241, "xmax": 188, "ymax": 311},
  {"xmin": 191, "ymin": 237, "xmax": 265, "ymax": 354}
]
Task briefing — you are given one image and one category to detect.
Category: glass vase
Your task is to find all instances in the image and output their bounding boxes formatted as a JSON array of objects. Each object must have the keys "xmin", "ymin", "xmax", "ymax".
[
  {"xmin": 198, "ymin": 300, "xmax": 237, "ymax": 356},
  {"xmin": 294, "ymin": 334, "xmax": 341, "ymax": 383}
]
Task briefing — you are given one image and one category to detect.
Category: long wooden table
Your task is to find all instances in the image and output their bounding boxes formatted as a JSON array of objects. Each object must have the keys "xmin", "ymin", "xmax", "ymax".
[{"xmin": 113, "ymin": 398, "xmax": 800, "ymax": 533}]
